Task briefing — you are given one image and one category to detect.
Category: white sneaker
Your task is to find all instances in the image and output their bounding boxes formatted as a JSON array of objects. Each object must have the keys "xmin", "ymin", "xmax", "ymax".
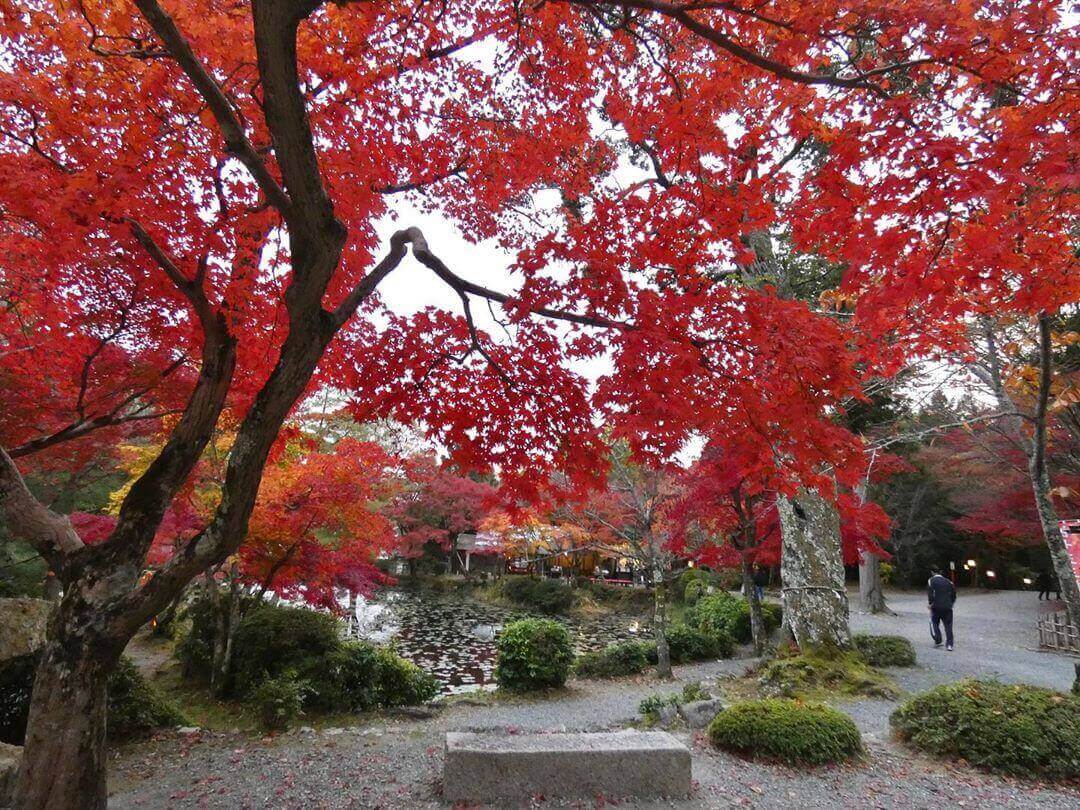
[{"xmin": 946, "ymin": 644, "xmax": 953, "ymax": 651}]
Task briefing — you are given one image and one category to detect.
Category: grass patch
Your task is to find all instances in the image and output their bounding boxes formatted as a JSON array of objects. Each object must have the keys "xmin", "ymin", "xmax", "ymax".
[
  {"xmin": 853, "ymin": 634, "xmax": 916, "ymax": 667},
  {"xmin": 891, "ymin": 680, "xmax": 1080, "ymax": 780},
  {"xmin": 759, "ymin": 645, "xmax": 897, "ymax": 699},
  {"xmin": 708, "ymin": 699, "xmax": 862, "ymax": 765}
]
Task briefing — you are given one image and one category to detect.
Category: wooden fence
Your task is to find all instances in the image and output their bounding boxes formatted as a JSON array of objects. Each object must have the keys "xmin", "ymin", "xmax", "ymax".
[{"xmin": 1037, "ymin": 610, "xmax": 1080, "ymax": 655}]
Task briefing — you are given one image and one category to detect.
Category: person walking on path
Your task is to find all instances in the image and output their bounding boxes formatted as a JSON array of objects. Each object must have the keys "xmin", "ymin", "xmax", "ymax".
[
  {"xmin": 752, "ymin": 566, "xmax": 769, "ymax": 601},
  {"xmin": 928, "ymin": 569, "xmax": 957, "ymax": 651}
]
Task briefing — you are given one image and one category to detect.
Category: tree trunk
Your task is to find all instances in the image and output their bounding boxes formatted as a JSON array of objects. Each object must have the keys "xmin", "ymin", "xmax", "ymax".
[
  {"xmin": 210, "ymin": 575, "xmax": 241, "ymax": 696},
  {"xmin": 652, "ymin": 559, "xmax": 672, "ymax": 679},
  {"xmin": 16, "ymin": 608, "xmax": 121, "ymax": 809},
  {"xmin": 1029, "ymin": 451, "xmax": 1080, "ymax": 632},
  {"xmin": 741, "ymin": 558, "xmax": 766, "ymax": 655},
  {"xmin": 777, "ymin": 489, "xmax": 851, "ymax": 649},
  {"xmin": 858, "ymin": 551, "xmax": 890, "ymax": 614},
  {"xmin": 980, "ymin": 316, "xmax": 1080, "ymax": 633}
]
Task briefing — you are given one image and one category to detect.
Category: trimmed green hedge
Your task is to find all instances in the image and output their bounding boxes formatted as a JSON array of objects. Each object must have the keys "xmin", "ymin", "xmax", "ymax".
[
  {"xmin": 890, "ymin": 680, "xmax": 1080, "ymax": 780},
  {"xmin": 574, "ymin": 642, "xmax": 651, "ymax": 679},
  {"xmin": 708, "ymin": 699, "xmax": 862, "ymax": 765},
  {"xmin": 0, "ymin": 653, "xmax": 186, "ymax": 745},
  {"xmin": 853, "ymin": 634, "xmax": 916, "ymax": 667},
  {"xmin": 691, "ymin": 593, "xmax": 781, "ymax": 644},
  {"xmin": 496, "ymin": 618, "xmax": 574, "ymax": 691}
]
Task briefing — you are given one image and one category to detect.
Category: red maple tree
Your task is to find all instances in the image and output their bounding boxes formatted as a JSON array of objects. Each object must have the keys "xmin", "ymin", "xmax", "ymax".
[{"xmin": 0, "ymin": 2, "xmax": 1074, "ymax": 803}]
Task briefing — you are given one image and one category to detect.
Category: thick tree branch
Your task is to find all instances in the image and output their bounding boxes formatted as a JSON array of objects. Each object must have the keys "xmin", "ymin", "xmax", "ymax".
[
  {"xmin": 0, "ymin": 446, "xmax": 84, "ymax": 562},
  {"xmin": 132, "ymin": 0, "xmax": 292, "ymax": 214}
]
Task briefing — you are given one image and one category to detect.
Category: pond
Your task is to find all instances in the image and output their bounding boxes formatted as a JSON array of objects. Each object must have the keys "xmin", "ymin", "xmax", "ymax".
[{"xmin": 348, "ymin": 586, "xmax": 653, "ymax": 695}]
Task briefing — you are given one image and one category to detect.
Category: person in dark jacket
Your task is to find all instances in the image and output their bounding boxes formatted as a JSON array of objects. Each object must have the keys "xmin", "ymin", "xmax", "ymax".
[
  {"xmin": 1036, "ymin": 570, "xmax": 1054, "ymax": 600},
  {"xmin": 752, "ymin": 566, "xmax": 769, "ymax": 600},
  {"xmin": 927, "ymin": 569, "xmax": 957, "ymax": 650}
]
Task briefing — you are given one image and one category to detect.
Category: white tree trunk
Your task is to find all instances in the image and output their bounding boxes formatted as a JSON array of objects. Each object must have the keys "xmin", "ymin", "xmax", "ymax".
[
  {"xmin": 777, "ymin": 489, "xmax": 851, "ymax": 649},
  {"xmin": 858, "ymin": 551, "xmax": 890, "ymax": 614}
]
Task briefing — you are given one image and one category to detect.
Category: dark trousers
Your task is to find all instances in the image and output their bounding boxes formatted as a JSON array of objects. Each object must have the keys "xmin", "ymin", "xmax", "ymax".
[{"xmin": 931, "ymin": 607, "xmax": 954, "ymax": 646}]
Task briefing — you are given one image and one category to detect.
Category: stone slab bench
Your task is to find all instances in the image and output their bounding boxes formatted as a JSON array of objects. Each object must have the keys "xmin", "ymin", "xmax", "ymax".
[{"xmin": 443, "ymin": 730, "xmax": 691, "ymax": 802}]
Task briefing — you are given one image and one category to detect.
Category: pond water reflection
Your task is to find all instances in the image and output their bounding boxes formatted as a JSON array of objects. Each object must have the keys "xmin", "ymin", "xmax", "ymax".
[{"xmin": 349, "ymin": 587, "xmax": 652, "ymax": 695}]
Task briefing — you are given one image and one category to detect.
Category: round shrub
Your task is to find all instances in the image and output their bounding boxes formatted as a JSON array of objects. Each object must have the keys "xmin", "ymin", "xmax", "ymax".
[
  {"xmin": 250, "ymin": 674, "xmax": 305, "ymax": 732},
  {"xmin": 372, "ymin": 647, "xmax": 439, "ymax": 706},
  {"xmin": 890, "ymin": 680, "xmax": 1080, "ymax": 780},
  {"xmin": 574, "ymin": 642, "xmax": 651, "ymax": 679},
  {"xmin": 1, "ymin": 653, "xmax": 185, "ymax": 745},
  {"xmin": 708, "ymin": 699, "xmax": 862, "ymax": 765},
  {"xmin": 495, "ymin": 618, "xmax": 574, "ymax": 691},
  {"xmin": 665, "ymin": 623, "xmax": 733, "ymax": 663},
  {"xmin": 853, "ymin": 634, "xmax": 916, "ymax": 667},
  {"xmin": 300, "ymin": 640, "xmax": 380, "ymax": 712},
  {"xmin": 230, "ymin": 603, "xmax": 341, "ymax": 697}
]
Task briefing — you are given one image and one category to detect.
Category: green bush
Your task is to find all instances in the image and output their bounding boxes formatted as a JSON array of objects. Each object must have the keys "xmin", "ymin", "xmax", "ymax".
[
  {"xmin": 574, "ymin": 642, "xmax": 651, "ymax": 679},
  {"xmin": 759, "ymin": 646, "xmax": 897, "ymax": 699},
  {"xmin": 179, "ymin": 601, "xmax": 438, "ymax": 712},
  {"xmin": 691, "ymin": 593, "xmax": 781, "ymax": 644},
  {"xmin": 891, "ymin": 680, "xmax": 1080, "ymax": 780},
  {"xmin": 708, "ymin": 699, "xmax": 862, "ymax": 765},
  {"xmin": 250, "ymin": 674, "xmax": 305, "ymax": 732},
  {"xmin": 498, "ymin": 577, "xmax": 576, "ymax": 614},
  {"xmin": 495, "ymin": 618, "xmax": 574, "ymax": 691},
  {"xmin": 639, "ymin": 692, "xmax": 680, "ymax": 723},
  {"xmin": 0, "ymin": 653, "xmax": 185, "ymax": 745},
  {"xmin": 300, "ymin": 640, "xmax": 380, "ymax": 712},
  {"xmin": 229, "ymin": 603, "xmax": 341, "ymax": 696},
  {"xmin": 853, "ymin": 634, "xmax": 916, "ymax": 667},
  {"xmin": 665, "ymin": 623, "xmax": 734, "ymax": 663},
  {"xmin": 372, "ymin": 647, "xmax": 440, "ymax": 706}
]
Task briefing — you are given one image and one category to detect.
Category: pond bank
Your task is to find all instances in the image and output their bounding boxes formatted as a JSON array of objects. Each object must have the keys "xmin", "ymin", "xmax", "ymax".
[{"xmin": 350, "ymin": 582, "xmax": 654, "ymax": 694}]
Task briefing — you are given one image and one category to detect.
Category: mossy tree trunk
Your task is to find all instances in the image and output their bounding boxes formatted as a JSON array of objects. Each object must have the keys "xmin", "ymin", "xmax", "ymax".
[
  {"xmin": 652, "ymin": 558, "xmax": 672, "ymax": 679},
  {"xmin": 777, "ymin": 489, "xmax": 851, "ymax": 649},
  {"xmin": 741, "ymin": 558, "xmax": 766, "ymax": 655},
  {"xmin": 858, "ymin": 551, "xmax": 889, "ymax": 614}
]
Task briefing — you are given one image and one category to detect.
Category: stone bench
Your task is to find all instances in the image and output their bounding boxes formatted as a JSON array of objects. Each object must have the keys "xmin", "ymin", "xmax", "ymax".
[{"xmin": 443, "ymin": 730, "xmax": 691, "ymax": 802}]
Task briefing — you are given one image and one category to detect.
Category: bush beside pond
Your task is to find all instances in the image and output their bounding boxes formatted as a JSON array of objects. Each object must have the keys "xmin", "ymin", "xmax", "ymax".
[
  {"xmin": 708, "ymin": 699, "xmax": 862, "ymax": 765},
  {"xmin": 177, "ymin": 599, "xmax": 437, "ymax": 723},
  {"xmin": 852, "ymin": 634, "xmax": 916, "ymax": 667},
  {"xmin": 496, "ymin": 618, "xmax": 574, "ymax": 691},
  {"xmin": 890, "ymin": 680, "xmax": 1080, "ymax": 780},
  {"xmin": 0, "ymin": 653, "xmax": 185, "ymax": 745},
  {"xmin": 496, "ymin": 577, "xmax": 577, "ymax": 614},
  {"xmin": 574, "ymin": 642, "xmax": 651, "ymax": 679}
]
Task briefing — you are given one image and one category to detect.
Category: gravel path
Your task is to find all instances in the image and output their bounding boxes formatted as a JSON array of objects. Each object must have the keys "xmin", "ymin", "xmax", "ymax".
[{"xmin": 110, "ymin": 589, "xmax": 1080, "ymax": 808}]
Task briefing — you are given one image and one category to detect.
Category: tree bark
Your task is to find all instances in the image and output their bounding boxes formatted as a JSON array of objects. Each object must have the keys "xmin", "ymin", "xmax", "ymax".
[
  {"xmin": 652, "ymin": 559, "xmax": 672, "ymax": 678},
  {"xmin": 15, "ymin": 593, "xmax": 122, "ymax": 809},
  {"xmin": 858, "ymin": 550, "xmax": 890, "ymax": 614},
  {"xmin": 741, "ymin": 558, "xmax": 766, "ymax": 655},
  {"xmin": 777, "ymin": 489, "xmax": 851, "ymax": 649},
  {"xmin": 978, "ymin": 316, "xmax": 1080, "ymax": 633}
]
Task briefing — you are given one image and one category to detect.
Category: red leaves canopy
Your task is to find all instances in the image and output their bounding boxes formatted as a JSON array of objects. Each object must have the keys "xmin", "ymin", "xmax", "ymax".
[{"xmin": 1, "ymin": 0, "xmax": 1075, "ymax": 520}]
